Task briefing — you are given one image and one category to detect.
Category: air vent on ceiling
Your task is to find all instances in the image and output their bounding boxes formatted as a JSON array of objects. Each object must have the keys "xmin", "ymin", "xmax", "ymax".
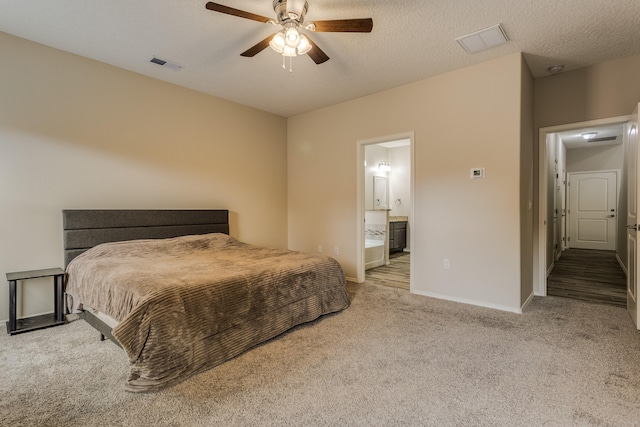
[
  {"xmin": 456, "ymin": 24, "xmax": 509, "ymax": 54},
  {"xmin": 586, "ymin": 136, "xmax": 618, "ymax": 143},
  {"xmin": 149, "ymin": 56, "xmax": 184, "ymax": 71}
]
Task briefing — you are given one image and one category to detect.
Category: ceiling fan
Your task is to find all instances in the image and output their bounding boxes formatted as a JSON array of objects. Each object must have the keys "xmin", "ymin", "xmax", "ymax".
[{"xmin": 205, "ymin": 0, "xmax": 373, "ymax": 67}]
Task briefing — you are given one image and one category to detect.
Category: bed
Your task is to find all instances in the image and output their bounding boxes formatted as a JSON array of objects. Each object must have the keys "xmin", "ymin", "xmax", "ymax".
[{"xmin": 63, "ymin": 209, "xmax": 350, "ymax": 392}]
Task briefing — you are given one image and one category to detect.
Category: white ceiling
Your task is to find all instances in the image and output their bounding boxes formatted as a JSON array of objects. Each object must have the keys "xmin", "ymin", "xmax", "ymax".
[{"xmin": 1, "ymin": 0, "xmax": 639, "ymax": 117}]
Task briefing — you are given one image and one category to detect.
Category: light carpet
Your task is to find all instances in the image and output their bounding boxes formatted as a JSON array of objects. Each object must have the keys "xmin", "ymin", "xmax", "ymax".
[{"xmin": 1, "ymin": 282, "xmax": 639, "ymax": 426}]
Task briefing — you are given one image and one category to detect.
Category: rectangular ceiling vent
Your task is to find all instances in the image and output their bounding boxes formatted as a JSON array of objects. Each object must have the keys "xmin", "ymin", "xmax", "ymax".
[
  {"xmin": 456, "ymin": 24, "xmax": 509, "ymax": 54},
  {"xmin": 149, "ymin": 56, "xmax": 184, "ymax": 71},
  {"xmin": 586, "ymin": 136, "xmax": 618, "ymax": 143}
]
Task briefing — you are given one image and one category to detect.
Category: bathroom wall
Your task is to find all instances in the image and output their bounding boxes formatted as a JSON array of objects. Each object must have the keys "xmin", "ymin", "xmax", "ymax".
[
  {"xmin": 388, "ymin": 145, "xmax": 411, "ymax": 218},
  {"xmin": 365, "ymin": 145, "xmax": 390, "ymax": 210},
  {"xmin": 364, "ymin": 210, "xmax": 387, "ymax": 241}
]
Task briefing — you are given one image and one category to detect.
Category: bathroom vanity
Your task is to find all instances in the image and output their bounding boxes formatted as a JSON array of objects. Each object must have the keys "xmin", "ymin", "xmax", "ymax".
[{"xmin": 388, "ymin": 218, "xmax": 407, "ymax": 253}]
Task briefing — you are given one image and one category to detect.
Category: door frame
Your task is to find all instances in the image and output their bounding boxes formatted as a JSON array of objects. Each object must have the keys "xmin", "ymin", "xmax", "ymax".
[
  {"xmin": 553, "ymin": 159, "xmax": 561, "ymax": 260},
  {"xmin": 356, "ymin": 131, "xmax": 415, "ymax": 286},
  {"xmin": 536, "ymin": 116, "xmax": 631, "ymax": 296},
  {"xmin": 625, "ymin": 110, "xmax": 639, "ymax": 328}
]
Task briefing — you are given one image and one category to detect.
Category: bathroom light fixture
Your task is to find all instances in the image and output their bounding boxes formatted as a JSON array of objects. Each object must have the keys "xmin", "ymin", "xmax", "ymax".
[
  {"xmin": 378, "ymin": 162, "xmax": 391, "ymax": 172},
  {"xmin": 582, "ymin": 132, "xmax": 598, "ymax": 140}
]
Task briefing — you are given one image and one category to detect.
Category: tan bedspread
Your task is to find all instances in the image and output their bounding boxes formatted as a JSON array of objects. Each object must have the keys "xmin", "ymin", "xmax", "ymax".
[{"xmin": 65, "ymin": 233, "xmax": 350, "ymax": 392}]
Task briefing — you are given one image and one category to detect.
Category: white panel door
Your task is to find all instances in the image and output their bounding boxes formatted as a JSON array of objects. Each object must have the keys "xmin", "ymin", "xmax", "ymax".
[
  {"xmin": 626, "ymin": 103, "xmax": 639, "ymax": 329},
  {"xmin": 568, "ymin": 171, "xmax": 617, "ymax": 250}
]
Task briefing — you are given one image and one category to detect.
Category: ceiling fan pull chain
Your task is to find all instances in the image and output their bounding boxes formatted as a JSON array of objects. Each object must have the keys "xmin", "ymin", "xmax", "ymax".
[
  {"xmin": 282, "ymin": 55, "xmax": 286, "ymax": 69},
  {"xmin": 289, "ymin": 56, "xmax": 293, "ymax": 73}
]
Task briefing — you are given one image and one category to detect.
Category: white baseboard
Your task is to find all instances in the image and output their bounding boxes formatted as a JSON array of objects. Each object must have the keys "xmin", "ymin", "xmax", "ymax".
[
  {"xmin": 616, "ymin": 253, "xmax": 628, "ymax": 276},
  {"xmin": 546, "ymin": 261, "xmax": 554, "ymax": 278},
  {"xmin": 410, "ymin": 289, "xmax": 522, "ymax": 314},
  {"xmin": 521, "ymin": 291, "xmax": 535, "ymax": 311}
]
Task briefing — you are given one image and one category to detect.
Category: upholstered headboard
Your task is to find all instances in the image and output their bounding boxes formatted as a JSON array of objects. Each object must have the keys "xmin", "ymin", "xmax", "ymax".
[{"xmin": 62, "ymin": 209, "xmax": 229, "ymax": 267}]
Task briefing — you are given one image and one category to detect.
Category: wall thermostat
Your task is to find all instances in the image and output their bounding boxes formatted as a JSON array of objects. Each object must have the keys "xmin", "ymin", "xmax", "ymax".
[{"xmin": 470, "ymin": 167, "xmax": 485, "ymax": 179}]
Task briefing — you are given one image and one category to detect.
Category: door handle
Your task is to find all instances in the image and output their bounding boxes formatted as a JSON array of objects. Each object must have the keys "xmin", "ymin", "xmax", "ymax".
[
  {"xmin": 627, "ymin": 224, "xmax": 638, "ymax": 230},
  {"xmin": 608, "ymin": 214, "xmax": 615, "ymax": 218}
]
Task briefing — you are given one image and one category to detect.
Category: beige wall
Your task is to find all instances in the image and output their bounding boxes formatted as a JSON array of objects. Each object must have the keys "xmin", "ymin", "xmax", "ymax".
[
  {"xmin": 534, "ymin": 54, "xmax": 640, "ymax": 130},
  {"xmin": 566, "ymin": 145, "xmax": 624, "ymax": 172},
  {"xmin": 288, "ymin": 53, "xmax": 527, "ymax": 312},
  {"xmin": 0, "ymin": 32, "xmax": 288, "ymax": 322}
]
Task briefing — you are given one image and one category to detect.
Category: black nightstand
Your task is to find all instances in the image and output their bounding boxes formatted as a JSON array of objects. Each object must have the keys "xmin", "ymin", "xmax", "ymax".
[{"xmin": 6, "ymin": 268, "xmax": 66, "ymax": 335}]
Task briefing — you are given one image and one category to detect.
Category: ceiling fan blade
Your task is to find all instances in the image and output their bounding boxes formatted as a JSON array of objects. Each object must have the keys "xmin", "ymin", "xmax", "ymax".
[
  {"xmin": 240, "ymin": 34, "xmax": 276, "ymax": 57},
  {"xmin": 205, "ymin": 2, "xmax": 272, "ymax": 24},
  {"xmin": 310, "ymin": 18, "xmax": 373, "ymax": 33},
  {"xmin": 306, "ymin": 38, "xmax": 330, "ymax": 64},
  {"xmin": 286, "ymin": 0, "xmax": 306, "ymax": 18}
]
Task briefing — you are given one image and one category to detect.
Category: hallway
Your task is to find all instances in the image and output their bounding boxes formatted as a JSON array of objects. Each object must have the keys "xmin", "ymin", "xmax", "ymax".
[{"xmin": 547, "ymin": 248, "xmax": 626, "ymax": 307}]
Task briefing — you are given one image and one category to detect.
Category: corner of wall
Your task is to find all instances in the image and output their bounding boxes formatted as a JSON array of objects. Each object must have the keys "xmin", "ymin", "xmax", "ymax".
[{"xmin": 520, "ymin": 54, "xmax": 535, "ymax": 306}]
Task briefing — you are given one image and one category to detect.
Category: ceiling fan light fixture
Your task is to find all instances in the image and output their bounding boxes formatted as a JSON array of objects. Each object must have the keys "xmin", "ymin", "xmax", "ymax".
[
  {"xmin": 297, "ymin": 35, "xmax": 312, "ymax": 55},
  {"xmin": 205, "ymin": 0, "xmax": 372, "ymax": 68},
  {"xmin": 269, "ymin": 31, "xmax": 286, "ymax": 53},
  {"xmin": 285, "ymin": 27, "xmax": 300, "ymax": 47},
  {"xmin": 283, "ymin": 45, "xmax": 297, "ymax": 57}
]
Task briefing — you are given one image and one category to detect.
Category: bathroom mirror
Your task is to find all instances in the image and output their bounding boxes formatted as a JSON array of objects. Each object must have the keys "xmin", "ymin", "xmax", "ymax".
[{"xmin": 373, "ymin": 176, "xmax": 388, "ymax": 210}]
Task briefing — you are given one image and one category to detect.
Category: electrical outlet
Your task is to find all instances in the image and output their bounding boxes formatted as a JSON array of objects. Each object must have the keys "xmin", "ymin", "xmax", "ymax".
[
  {"xmin": 333, "ymin": 246, "xmax": 339, "ymax": 256},
  {"xmin": 318, "ymin": 245, "xmax": 323, "ymax": 253},
  {"xmin": 443, "ymin": 259, "xmax": 450, "ymax": 269}
]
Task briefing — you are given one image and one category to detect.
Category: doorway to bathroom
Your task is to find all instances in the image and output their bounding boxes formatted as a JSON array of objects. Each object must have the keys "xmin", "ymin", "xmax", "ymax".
[{"xmin": 356, "ymin": 132, "xmax": 414, "ymax": 290}]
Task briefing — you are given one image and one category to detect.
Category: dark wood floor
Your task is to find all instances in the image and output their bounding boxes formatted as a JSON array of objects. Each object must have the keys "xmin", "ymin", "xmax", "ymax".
[
  {"xmin": 547, "ymin": 248, "xmax": 627, "ymax": 307},
  {"xmin": 365, "ymin": 252, "xmax": 410, "ymax": 289}
]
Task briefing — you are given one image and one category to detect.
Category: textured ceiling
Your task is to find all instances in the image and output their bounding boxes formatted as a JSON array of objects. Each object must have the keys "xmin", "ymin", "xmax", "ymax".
[{"xmin": 1, "ymin": 0, "xmax": 639, "ymax": 117}]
